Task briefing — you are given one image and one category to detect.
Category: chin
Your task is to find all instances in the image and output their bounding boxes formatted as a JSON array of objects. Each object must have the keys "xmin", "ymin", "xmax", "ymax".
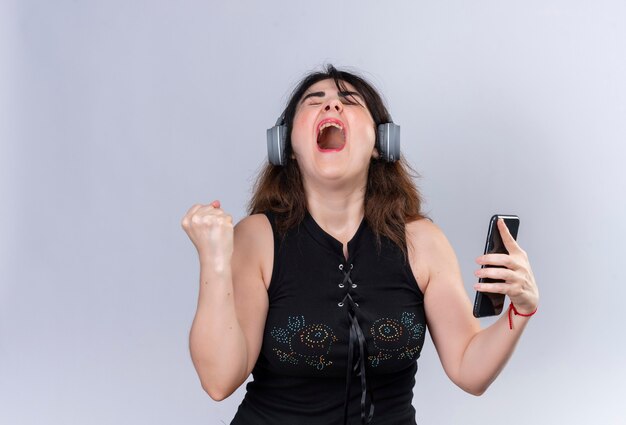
[
  {"xmin": 315, "ymin": 166, "xmax": 347, "ymax": 181},
  {"xmin": 312, "ymin": 164, "xmax": 367, "ymax": 185}
]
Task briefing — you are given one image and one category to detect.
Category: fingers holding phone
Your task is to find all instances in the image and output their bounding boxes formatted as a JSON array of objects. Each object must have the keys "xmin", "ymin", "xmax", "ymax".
[{"xmin": 472, "ymin": 216, "xmax": 539, "ymax": 317}]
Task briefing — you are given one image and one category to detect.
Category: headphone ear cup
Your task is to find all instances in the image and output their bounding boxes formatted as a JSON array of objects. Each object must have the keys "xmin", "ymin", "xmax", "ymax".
[
  {"xmin": 266, "ymin": 124, "xmax": 288, "ymax": 165},
  {"xmin": 377, "ymin": 123, "xmax": 401, "ymax": 162}
]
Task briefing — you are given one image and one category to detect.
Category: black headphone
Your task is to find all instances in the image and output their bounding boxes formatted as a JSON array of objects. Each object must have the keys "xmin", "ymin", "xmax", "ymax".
[{"xmin": 266, "ymin": 115, "xmax": 400, "ymax": 166}]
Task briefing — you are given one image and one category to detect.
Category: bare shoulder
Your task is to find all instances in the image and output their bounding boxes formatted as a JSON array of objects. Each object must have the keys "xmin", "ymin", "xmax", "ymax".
[
  {"xmin": 406, "ymin": 218, "xmax": 439, "ymax": 241},
  {"xmin": 406, "ymin": 218, "xmax": 456, "ymax": 294},
  {"xmin": 233, "ymin": 213, "xmax": 274, "ymax": 289},
  {"xmin": 233, "ymin": 213, "xmax": 273, "ymax": 247},
  {"xmin": 406, "ymin": 218, "xmax": 450, "ymax": 251},
  {"xmin": 234, "ymin": 213, "xmax": 271, "ymax": 235}
]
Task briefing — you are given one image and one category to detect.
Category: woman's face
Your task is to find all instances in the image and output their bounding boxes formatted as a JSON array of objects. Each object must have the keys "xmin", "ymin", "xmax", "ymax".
[{"xmin": 290, "ymin": 78, "xmax": 378, "ymax": 186}]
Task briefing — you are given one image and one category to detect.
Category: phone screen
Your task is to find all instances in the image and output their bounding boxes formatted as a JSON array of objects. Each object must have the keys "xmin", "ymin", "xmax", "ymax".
[{"xmin": 472, "ymin": 215, "xmax": 520, "ymax": 318}]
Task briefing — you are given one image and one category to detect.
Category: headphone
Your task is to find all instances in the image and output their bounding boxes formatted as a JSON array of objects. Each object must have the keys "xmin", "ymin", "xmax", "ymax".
[{"xmin": 266, "ymin": 115, "xmax": 400, "ymax": 166}]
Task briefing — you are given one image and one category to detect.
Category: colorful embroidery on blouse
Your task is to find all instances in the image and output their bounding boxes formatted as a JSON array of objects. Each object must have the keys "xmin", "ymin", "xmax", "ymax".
[
  {"xmin": 368, "ymin": 312, "xmax": 425, "ymax": 367},
  {"xmin": 271, "ymin": 315, "xmax": 338, "ymax": 370}
]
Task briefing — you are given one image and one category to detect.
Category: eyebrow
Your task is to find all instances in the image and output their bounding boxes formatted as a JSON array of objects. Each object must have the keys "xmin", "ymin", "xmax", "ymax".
[{"xmin": 299, "ymin": 90, "xmax": 363, "ymax": 104}]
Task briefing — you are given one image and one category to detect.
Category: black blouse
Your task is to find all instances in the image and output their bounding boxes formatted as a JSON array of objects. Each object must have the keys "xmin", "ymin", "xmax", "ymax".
[{"xmin": 231, "ymin": 211, "xmax": 427, "ymax": 425}]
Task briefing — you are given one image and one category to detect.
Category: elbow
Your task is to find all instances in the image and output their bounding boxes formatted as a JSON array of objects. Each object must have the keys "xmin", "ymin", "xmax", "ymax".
[
  {"xmin": 451, "ymin": 371, "xmax": 490, "ymax": 396},
  {"xmin": 466, "ymin": 386, "xmax": 487, "ymax": 397},
  {"xmin": 206, "ymin": 390, "xmax": 229, "ymax": 402},
  {"xmin": 202, "ymin": 385, "xmax": 233, "ymax": 401},
  {"xmin": 450, "ymin": 365, "xmax": 493, "ymax": 396},
  {"xmin": 201, "ymin": 382, "xmax": 236, "ymax": 402},
  {"xmin": 190, "ymin": 354, "xmax": 246, "ymax": 401},
  {"xmin": 457, "ymin": 380, "xmax": 490, "ymax": 397}
]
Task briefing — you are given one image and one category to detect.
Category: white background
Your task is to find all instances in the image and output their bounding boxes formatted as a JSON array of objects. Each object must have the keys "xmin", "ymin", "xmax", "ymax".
[{"xmin": 1, "ymin": 1, "xmax": 625, "ymax": 424}]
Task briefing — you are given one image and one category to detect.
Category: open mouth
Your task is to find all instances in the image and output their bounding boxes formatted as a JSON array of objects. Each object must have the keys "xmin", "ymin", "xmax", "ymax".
[{"xmin": 317, "ymin": 119, "xmax": 346, "ymax": 152}]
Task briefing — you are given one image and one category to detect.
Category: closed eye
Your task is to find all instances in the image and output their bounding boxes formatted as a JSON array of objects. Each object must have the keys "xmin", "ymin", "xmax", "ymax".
[
  {"xmin": 340, "ymin": 98, "xmax": 359, "ymax": 106},
  {"xmin": 339, "ymin": 91, "xmax": 364, "ymax": 106},
  {"xmin": 307, "ymin": 99, "xmax": 359, "ymax": 107}
]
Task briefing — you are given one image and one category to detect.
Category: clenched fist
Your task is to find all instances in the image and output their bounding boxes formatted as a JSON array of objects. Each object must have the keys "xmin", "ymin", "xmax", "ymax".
[{"xmin": 181, "ymin": 200, "xmax": 234, "ymax": 272}]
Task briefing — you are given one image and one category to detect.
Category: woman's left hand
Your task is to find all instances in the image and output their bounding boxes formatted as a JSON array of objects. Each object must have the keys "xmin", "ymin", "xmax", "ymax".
[{"xmin": 473, "ymin": 218, "xmax": 539, "ymax": 314}]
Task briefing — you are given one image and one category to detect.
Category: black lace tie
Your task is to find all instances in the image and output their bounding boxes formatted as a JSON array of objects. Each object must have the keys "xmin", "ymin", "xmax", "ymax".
[{"xmin": 339, "ymin": 265, "xmax": 374, "ymax": 425}]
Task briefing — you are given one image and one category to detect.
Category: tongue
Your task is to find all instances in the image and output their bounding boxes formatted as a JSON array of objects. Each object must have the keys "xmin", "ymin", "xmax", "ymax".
[{"xmin": 318, "ymin": 127, "xmax": 344, "ymax": 150}]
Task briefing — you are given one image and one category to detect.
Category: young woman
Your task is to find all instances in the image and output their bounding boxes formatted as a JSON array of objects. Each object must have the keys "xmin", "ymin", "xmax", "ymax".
[{"xmin": 181, "ymin": 65, "xmax": 539, "ymax": 425}]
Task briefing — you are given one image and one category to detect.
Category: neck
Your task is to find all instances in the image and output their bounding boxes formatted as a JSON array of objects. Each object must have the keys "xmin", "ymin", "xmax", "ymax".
[{"xmin": 304, "ymin": 179, "xmax": 366, "ymax": 244}]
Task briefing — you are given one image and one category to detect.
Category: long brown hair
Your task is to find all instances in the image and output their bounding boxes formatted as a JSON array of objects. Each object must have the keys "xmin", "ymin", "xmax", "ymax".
[{"xmin": 248, "ymin": 65, "xmax": 426, "ymax": 256}]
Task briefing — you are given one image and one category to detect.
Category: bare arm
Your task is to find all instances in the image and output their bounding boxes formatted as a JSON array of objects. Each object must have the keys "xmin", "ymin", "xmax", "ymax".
[
  {"xmin": 408, "ymin": 218, "xmax": 538, "ymax": 395},
  {"xmin": 184, "ymin": 206, "xmax": 271, "ymax": 401}
]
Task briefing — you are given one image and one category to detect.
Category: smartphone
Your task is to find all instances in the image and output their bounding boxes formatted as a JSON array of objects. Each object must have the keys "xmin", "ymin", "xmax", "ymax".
[{"xmin": 472, "ymin": 214, "xmax": 520, "ymax": 318}]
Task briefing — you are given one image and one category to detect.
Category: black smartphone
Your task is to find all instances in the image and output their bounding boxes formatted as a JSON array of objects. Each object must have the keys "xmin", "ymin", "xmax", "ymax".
[{"xmin": 472, "ymin": 214, "xmax": 520, "ymax": 318}]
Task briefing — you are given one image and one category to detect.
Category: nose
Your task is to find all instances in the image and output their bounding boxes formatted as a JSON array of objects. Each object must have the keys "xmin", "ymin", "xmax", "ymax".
[{"xmin": 324, "ymin": 97, "xmax": 343, "ymax": 113}]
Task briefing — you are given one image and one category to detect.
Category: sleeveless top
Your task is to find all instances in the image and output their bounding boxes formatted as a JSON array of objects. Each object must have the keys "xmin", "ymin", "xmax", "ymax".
[{"xmin": 231, "ymin": 211, "xmax": 427, "ymax": 425}]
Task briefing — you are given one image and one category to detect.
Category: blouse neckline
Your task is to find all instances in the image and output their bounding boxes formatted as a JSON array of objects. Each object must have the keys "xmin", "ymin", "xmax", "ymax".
[{"xmin": 302, "ymin": 210, "xmax": 368, "ymax": 262}]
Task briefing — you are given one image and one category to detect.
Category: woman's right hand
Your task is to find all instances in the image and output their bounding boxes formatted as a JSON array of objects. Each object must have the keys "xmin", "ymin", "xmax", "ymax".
[{"xmin": 181, "ymin": 200, "xmax": 234, "ymax": 271}]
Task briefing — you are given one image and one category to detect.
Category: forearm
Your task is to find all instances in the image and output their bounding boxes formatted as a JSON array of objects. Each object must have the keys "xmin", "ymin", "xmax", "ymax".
[
  {"xmin": 189, "ymin": 259, "xmax": 248, "ymax": 400},
  {"xmin": 456, "ymin": 309, "xmax": 532, "ymax": 395}
]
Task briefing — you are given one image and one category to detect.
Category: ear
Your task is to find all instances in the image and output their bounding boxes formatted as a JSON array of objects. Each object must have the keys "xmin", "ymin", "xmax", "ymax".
[{"xmin": 372, "ymin": 147, "xmax": 380, "ymax": 159}]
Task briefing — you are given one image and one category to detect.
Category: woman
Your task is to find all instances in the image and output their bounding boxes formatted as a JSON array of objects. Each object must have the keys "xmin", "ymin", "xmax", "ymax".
[{"xmin": 181, "ymin": 65, "xmax": 539, "ymax": 424}]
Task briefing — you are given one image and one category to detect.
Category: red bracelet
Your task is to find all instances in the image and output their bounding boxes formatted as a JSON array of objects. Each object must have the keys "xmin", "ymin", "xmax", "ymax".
[{"xmin": 508, "ymin": 302, "xmax": 537, "ymax": 330}]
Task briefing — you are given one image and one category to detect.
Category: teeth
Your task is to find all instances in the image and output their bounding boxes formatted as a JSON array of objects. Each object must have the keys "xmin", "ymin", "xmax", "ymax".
[{"xmin": 318, "ymin": 122, "xmax": 343, "ymax": 133}]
